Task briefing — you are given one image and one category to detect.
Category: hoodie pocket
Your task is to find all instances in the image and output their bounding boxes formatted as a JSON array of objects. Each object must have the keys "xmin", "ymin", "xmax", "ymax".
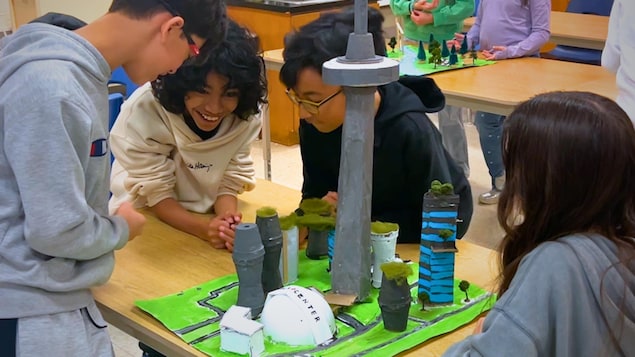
[{"xmin": 83, "ymin": 301, "xmax": 108, "ymax": 329}]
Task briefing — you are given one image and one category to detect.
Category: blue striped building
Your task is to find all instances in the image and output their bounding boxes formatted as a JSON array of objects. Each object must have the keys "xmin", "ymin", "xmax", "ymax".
[{"xmin": 418, "ymin": 192, "xmax": 459, "ymax": 305}]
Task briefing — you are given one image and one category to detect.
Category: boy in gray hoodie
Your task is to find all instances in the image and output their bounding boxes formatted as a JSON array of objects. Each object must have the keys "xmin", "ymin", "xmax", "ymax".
[{"xmin": 0, "ymin": 1, "xmax": 226, "ymax": 356}]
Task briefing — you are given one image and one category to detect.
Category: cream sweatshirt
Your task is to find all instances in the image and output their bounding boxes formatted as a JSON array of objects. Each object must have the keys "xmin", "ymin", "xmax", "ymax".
[{"xmin": 109, "ymin": 84, "xmax": 261, "ymax": 214}]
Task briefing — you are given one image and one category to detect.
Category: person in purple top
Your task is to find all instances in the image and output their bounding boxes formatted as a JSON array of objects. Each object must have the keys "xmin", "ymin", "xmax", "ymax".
[{"xmin": 454, "ymin": 0, "xmax": 550, "ymax": 204}]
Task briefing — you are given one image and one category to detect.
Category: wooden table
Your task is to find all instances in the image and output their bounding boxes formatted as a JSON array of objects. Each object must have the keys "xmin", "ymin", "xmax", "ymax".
[
  {"xmin": 263, "ymin": 49, "xmax": 617, "ymax": 116},
  {"xmin": 462, "ymin": 11, "xmax": 609, "ymax": 50},
  {"xmin": 92, "ymin": 179, "xmax": 498, "ymax": 356},
  {"xmin": 428, "ymin": 57, "xmax": 617, "ymax": 115}
]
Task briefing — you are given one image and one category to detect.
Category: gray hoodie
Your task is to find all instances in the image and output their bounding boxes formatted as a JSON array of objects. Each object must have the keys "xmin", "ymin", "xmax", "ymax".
[
  {"xmin": 443, "ymin": 233, "xmax": 635, "ymax": 356},
  {"xmin": 0, "ymin": 23, "xmax": 129, "ymax": 318}
]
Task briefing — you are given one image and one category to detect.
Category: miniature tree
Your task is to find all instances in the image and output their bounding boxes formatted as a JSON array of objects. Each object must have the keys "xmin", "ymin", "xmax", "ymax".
[
  {"xmin": 418, "ymin": 291, "xmax": 430, "ymax": 311},
  {"xmin": 417, "ymin": 41, "xmax": 426, "ymax": 61},
  {"xmin": 429, "ymin": 47, "xmax": 442, "ymax": 69},
  {"xmin": 470, "ymin": 46, "xmax": 478, "ymax": 65},
  {"xmin": 441, "ymin": 39, "xmax": 450, "ymax": 58},
  {"xmin": 449, "ymin": 45, "xmax": 458, "ymax": 65},
  {"xmin": 459, "ymin": 280, "xmax": 471, "ymax": 302},
  {"xmin": 460, "ymin": 36, "xmax": 469, "ymax": 56},
  {"xmin": 428, "ymin": 33, "xmax": 435, "ymax": 44},
  {"xmin": 388, "ymin": 37, "xmax": 397, "ymax": 53}
]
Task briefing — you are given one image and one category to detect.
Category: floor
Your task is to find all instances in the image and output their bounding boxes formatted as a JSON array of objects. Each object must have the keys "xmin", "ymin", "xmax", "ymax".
[{"xmin": 109, "ymin": 114, "xmax": 504, "ymax": 356}]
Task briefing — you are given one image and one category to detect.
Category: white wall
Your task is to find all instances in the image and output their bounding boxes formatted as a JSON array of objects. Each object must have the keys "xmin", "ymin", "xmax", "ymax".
[
  {"xmin": 37, "ymin": 0, "xmax": 110, "ymax": 22},
  {"xmin": 1, "ymin": 0, "xmax": 12, "ymax": 30}
]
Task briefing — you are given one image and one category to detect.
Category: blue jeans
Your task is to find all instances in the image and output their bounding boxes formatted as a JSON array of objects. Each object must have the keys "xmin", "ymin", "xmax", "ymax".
[
  {"xmin": 475, "ymin": 111, "xmax": 505, "ymax": 187},
  {"xmin": 437, "ymin": 105, "xmax": 470, "ymax": 177}
]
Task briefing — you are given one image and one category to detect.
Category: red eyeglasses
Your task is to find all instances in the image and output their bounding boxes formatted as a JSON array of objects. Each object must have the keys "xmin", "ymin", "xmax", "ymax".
[{"xmin": 156, "ymin": 0, "xmax": 200, "ymax": 57}]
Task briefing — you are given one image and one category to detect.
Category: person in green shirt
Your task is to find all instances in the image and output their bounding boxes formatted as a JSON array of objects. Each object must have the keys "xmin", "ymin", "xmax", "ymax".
[{"xmin": 389, "ymin": 0, "xmax": 474, "ymax": 177}]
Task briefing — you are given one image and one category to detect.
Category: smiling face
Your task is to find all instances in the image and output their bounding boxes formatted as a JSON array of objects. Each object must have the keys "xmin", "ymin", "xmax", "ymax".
[
  {"xmin": 184, "ymin": 71, "xmax": 240, "ymax": 132},
  {"xmin": 293, "ymin": 67, "xmax": 346, "ymax": 133}
]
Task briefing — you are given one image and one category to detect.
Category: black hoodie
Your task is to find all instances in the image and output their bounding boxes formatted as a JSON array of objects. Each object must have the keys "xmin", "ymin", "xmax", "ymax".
[{"xmin": 299, "ymin": 76, "xmax": 473, "ymax": 243}]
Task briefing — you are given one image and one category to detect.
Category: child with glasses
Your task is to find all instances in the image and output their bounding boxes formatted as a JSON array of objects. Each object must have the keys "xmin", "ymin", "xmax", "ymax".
[
  {"xmin": 280, "ymin": 7, "xmax": 473, "ymax": 244},
  {"xmin": 0, "ymin": 1, "xmax": 226, "ymax": 355},
  {"xmin": 443, "ymin": 91, "xmax": 635, "ymax": 357},
  {"xmin": 109, "ymin": 20, "xmax": 266, "ymax": 253}
]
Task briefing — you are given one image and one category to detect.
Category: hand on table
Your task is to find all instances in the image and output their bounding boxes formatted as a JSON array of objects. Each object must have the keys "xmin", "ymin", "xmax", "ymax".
[
  {"xmin": 207, "ymin": 212, "xmax": 242, "ymax": 252},
  {"xmin": 482, "ymin": 46, "xmax": 506, "ymax": 60},
  {"xmin": 414, "ymin": 0, "xmax": 439, "ymax": 12},
  {"xmin": 115, "ymin": 201, "xmax": 146, "ymax": 242}
]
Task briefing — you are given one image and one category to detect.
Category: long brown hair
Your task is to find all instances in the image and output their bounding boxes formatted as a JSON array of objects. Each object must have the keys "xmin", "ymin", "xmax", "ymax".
[{"xmin": 497, "ymin": 91, "xmax": 635, "ymax": 297}]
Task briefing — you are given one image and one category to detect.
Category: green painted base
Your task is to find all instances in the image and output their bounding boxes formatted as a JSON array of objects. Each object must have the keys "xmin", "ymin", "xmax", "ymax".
[
  {"xmin": 388, "ymin": 45, "xmax": 496, "ymax": 76},
  {"xmin": 136, "ymin": 253, "xmax": 496, "ymax": 356}
]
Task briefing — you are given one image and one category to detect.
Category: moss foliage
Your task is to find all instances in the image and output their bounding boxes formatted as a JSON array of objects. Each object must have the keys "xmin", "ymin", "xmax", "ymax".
[
  {"xmin": 380, "ymin": 261, "xmax": 412, "ymax": 286},
  {"xmin": 438, "ymin": 229, "xmax": 454, "ymax": 240},
  {"xmin": 371, "ymin": 221, "xmax": 399, "ymax": 234},
  {"xmin": 256, "ymin": 206, "xmax": 278, "ymax": 218},
  {"xmin": 429, "ymin": 180, "xmax": 455, "ymax": 196},
  {"xmin": 296, "ymin": 214, "xmax": 336, "ymax": 231},
  {"xmin": 279, "ymin": 213, "xmax": 298, "ymax": 231},
  {"xmin": 299, "ymin": 198, "xmax": 333, "ymax": 216}
]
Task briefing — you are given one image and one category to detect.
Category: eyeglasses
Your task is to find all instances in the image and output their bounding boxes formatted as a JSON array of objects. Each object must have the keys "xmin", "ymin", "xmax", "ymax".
[
  {"xmin": 285, "ymin": 89, "xmax": 342, "ymax": 115},
  {"xmin": 156, "ymin": 0, "xmax": 200, "ymax": 57}
]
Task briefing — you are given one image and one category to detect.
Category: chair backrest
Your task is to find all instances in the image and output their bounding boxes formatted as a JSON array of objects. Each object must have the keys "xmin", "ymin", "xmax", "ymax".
[
  {"xmin": 473, "ymin": 0, "xmax": 480, "ymax": 16},
  {"xmin": 108, "ymin": 93, "xmax": 125, "ymax": 163},
  {"xmin": 108, "ymin": 93, "xmax": 124, "ymax": 131},
  {"xmin": 109, "ymin": 67, "xmax": 139, "ymax": 99},
  {"xmin": 565, "ymin": 0, "xmax": 613, "ymax": 16}
]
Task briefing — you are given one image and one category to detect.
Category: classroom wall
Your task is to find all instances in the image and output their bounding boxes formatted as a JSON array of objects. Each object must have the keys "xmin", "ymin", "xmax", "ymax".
[
  {"xmin": 37, "ymin": 0, "xmax": 110, "ymax": 22},
  {"xmin": 12, "ymin": 0, "xmax": 573, "ymax": 30}
]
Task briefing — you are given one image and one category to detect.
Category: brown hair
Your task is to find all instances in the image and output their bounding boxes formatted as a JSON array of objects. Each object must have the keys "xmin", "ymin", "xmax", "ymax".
[{"xmin": 497, "ymin": 91, "xmax": 635, "ymax": 297}]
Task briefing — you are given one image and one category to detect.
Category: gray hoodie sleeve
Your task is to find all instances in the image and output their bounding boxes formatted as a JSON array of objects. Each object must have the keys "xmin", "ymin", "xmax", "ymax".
[
  {"xmin": 443, "ymin": 240, "xmax": 611, "ymax": 357},
  {"xmin": 5, "ymin": 94, "xmax": 128, "ymax": 260}
]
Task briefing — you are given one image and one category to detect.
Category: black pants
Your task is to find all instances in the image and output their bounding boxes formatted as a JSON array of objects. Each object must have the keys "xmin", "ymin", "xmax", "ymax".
[
  {"xmin": 0, "ymin": 318, "xmax": 17, "ymax": 356},
  {"xmin": 139, "ymin": 341, "xmax": 166, "ymax": 357}
]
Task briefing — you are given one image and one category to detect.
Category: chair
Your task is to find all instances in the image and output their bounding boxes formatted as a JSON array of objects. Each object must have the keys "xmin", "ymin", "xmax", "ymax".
[
  {"xmin": 108, "ymin": 67, "xmax": 139, "ymax": 99},
  {"xmin": 108, "ymin": 93, "xmax": 125, "ymax": 163},
  {"xmin": 107, "ymin": 67, "xmax": 137, "ymax": 162},
  {"xmin": 546, "ymin": 0, "xmax": 614, "ymax": 65},
  {"xmin": 108, "ymin": 93, "xmax": 124, "ymax": 131},
  {"xmin": 473, "ymin": 0, "xmax": 479, "ymax": 16}
]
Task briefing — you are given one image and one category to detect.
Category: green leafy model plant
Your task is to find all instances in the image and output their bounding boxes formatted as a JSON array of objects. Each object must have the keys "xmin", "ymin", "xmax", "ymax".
[
  {"xmin": 389, "ymin": 36, "xmax": 398, "ymax": 53},
  {"xmin": 429, "ymin": 180, "xmax": 455, "ymax": 196},
  {"xmin": 459, "ymin": 280, "xmax": 471, "ymax": 302},
  {"xmin": 418, "ymin": 291, "xmax": 430, "ymax": 311},
  {"xmin": 371, "ymin": 221, "xmax": 399, "ymax": 235}
]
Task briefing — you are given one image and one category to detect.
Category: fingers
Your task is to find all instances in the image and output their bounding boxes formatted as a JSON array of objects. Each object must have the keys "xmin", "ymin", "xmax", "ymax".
[{"xmin": 473, "ymin": 317, "xmax": 485, "ymax": 334}]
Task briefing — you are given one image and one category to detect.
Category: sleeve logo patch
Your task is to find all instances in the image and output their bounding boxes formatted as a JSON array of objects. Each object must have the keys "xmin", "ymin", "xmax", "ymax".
[{"xmin": 90, "ymin": 138, "xmax": 109, "ymax": 157}]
